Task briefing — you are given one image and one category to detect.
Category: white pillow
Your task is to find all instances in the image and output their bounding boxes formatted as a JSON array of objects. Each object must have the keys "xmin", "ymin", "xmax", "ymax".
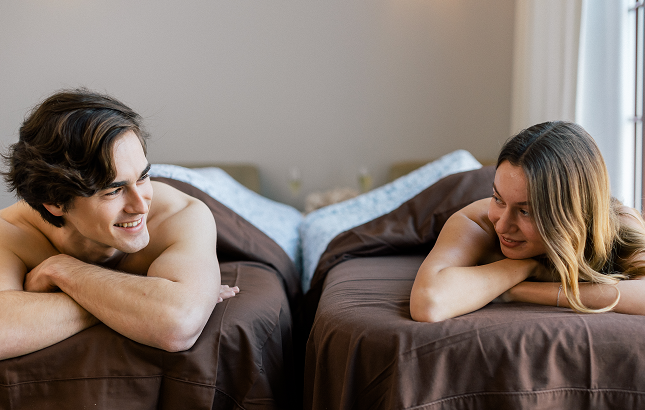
[
  {"xmin": 150, "ymin": 164, "xmax": 303, "ymax": 265},
  {"xmin": 299, "ymin": 150, "xmax": 482, "ymax": 292}
]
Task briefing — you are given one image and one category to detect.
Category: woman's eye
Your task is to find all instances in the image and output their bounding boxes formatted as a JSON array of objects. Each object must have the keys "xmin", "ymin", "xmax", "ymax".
[
  {"xmin": 520, "ymin": 209, "xmax": 530, "ymax": 216},
  {"xmin": 139, "ymin": 173, "xmax": 150, "ymax": 181}
]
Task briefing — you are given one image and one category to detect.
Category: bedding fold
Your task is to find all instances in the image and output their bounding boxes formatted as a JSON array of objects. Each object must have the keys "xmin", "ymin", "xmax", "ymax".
[
  {"xmin": 302, "ymin": 166, "xmax": 496, "ymax": 338},
  {"xmin": 0, "ymin": 177, "xmax": 301, "ymax": 410},
  {"xmin": 302, "ymin": 166, "xmax": 645, "ymax": 410}
]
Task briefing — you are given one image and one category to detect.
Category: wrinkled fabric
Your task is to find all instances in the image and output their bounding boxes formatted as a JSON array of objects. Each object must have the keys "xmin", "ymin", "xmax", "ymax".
[
  {"xmin": 303, "ymin": 167, "xmax": 645, "ymax": 410},
  {"xmin": 0, "ymin": 178, "xmax": 301, "ymax": 410},
  {"xmin": 299, "ymin": 150, "xmax": 481, "ymax": 291}
]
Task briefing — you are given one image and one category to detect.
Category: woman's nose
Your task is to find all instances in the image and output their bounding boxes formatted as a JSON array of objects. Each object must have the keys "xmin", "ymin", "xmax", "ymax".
[{"xmin": 495, "ymin": 209, "xmax": 514, "ymax": 234}]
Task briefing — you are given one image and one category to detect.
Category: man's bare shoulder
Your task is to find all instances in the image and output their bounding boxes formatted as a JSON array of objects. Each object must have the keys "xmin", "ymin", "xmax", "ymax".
[
  {"xmin": 144, "ymin": 182, "xmax": 215, "ymax": 248},
  {"xmin": 119, "ymin": 181, "xmax": 216, "ymax": 275},
  {"xmin": 0, "ymin": 202, "xmax": 58, "ymax": 270},
  {"xmin": 147, "ymin": 181, "xmax": 212, "ymax": 225},
  {"xmin": 0, "ymin": 202, "xmax": 60, "ymax": 289}
]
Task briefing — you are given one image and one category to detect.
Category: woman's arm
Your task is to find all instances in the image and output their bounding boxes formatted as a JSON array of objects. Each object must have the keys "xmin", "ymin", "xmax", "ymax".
[
  {"xmin": 502, "ymin": 205, "xmax": 645, "ymax": 315},
  {"xmin": 503, "ymin": 279, "xmax": 645, "ymax": 316},
  {"xmin": 410, "ymin": 199, "xmax": 543, "ymax": 322}
]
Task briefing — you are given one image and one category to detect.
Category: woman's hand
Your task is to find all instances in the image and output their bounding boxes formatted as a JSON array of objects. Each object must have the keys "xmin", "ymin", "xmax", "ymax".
[
  {"xmin": 494, "ymin": 260, "xmax": 556, "ymax": 304},
  {"xmin": 528, "ymin": 259, "xmax": 556, "ymax": 281}
]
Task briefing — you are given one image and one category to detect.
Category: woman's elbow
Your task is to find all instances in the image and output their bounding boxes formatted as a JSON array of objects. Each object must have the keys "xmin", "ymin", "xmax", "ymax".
[{"xmin": 410, "ymin": 291, "xmax": 453, "ymax": 323}]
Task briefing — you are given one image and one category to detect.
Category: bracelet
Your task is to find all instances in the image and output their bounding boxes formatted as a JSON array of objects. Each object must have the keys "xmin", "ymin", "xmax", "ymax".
[{"xmin": 556, "ymin": 284, "xmax": 563, "ymax": 307}]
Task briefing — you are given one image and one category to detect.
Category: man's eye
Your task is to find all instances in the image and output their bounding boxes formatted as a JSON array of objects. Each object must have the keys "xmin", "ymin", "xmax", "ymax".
[{"xmin": 106, "ymin": 188, "xmax": 122, "ymax": 196}]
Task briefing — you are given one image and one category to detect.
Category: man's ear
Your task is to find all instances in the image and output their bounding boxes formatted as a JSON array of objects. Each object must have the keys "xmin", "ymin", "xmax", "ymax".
[{"xmin": 42, "ymin": 203, "xmax": 65, "ymax": 217}]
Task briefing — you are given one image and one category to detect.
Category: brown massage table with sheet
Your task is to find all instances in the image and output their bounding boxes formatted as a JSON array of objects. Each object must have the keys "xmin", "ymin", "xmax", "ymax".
[
  {"xmin": 0, "ymin": 176, "xmax": 301, "ymax": 410},
  {"xmin": 302, "ymin": 167, "xmax": 645, "ymax": 410}
]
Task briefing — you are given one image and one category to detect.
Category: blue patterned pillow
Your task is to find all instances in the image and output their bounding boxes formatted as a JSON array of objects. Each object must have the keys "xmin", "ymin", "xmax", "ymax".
[
  {"xmin": 299, "ymin": 150, "xmax": 481, "ymax": 292},
  {"xmin": 150, "ymin": 164, "xmax": 303, "ymax": 265}
]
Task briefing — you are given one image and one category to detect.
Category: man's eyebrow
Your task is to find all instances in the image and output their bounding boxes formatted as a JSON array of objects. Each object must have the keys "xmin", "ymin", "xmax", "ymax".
[
  {"xmin": 141, "ymin": 163, "xmax": 152, "ymax": 178},
  {"xmin": 492, "ymin": 183, "xmax": 530, "ymax": 206},
  {"xmin": 103, "ymin": 163, "xmax": 151, "ymax": 190}
]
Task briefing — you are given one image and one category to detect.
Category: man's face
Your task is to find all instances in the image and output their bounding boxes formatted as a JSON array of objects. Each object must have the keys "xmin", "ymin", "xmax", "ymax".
[{"xmin": 62, "ymin": 131, "xmax": 153, "ymax": 257}]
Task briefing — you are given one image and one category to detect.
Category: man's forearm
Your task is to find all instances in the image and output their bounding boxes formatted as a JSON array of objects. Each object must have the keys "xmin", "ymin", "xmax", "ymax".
[
  {"xmin": 38, "ymin": 255, "xmax": 217, "ymax": 351},
  {"xmin": 0, "ymin": 290, "xmax": 98, "ymax": 360}
]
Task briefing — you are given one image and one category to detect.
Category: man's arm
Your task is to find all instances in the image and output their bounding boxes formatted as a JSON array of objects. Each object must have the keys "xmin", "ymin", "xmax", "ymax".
[
  {"xmin": 0, "ymin": 247, "xmax": 99, "ymax": 360},
  {"xmin": 0, "ymin": 290, "xmax": 99, "ymax": 360},
  {"xmin": 25, "ymin": 189, "xmax": 222, "ymax": 352}
]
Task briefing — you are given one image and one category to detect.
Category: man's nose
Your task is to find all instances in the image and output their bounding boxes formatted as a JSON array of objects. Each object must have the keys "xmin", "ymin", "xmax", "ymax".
[{"xmin": 125, "ymin": 186, "xmax": 149, "ymax": 214}]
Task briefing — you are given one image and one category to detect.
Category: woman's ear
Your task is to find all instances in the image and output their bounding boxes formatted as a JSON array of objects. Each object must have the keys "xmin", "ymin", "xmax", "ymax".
[{"xmin": 42, "ymin": 203, "xmax": 65, "ymax": 217}]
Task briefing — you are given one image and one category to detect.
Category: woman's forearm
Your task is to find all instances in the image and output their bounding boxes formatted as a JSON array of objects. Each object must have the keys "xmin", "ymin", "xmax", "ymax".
[
  {"xmin": 411, "ymin": 258, "xmax": 540, "ymax": 322},
  {"xmin": 506, "ymin": 279, "xmax": 645, "ymax": 316}
]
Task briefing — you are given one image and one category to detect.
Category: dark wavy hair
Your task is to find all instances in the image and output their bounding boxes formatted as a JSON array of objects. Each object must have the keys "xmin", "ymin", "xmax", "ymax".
[{"xmin": 3, "ymin": 88, "xmax": 148, "ymax": 227}]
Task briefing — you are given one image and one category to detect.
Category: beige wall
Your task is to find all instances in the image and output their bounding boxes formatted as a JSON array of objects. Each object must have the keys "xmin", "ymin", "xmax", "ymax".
[{"xmin": 0, "ymin": 0, "xmax": 515, "ymax": 210}]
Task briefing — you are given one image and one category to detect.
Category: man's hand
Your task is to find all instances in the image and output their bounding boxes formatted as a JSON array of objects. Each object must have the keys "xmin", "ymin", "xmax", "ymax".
[
  {"xmin": 24, "ymin": 254, "xmax": 76, "ymax": 293},
  {"xmin": 218, "ymin": 285, "xmax": 239, "ymax": 303}
]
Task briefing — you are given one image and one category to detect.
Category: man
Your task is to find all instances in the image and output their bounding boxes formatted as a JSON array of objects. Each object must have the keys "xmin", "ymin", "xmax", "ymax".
[{"xmin": 0, "ymin": 89, "xmax": 238, "ymax": 360}]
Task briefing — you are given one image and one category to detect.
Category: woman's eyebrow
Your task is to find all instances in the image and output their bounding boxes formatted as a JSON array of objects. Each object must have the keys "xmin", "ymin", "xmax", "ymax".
[
  {"xmin": 492, "ymin": 183, "xmax": 500, "ymax": 196},
  {"xmin": 492, "ymin": 183, "xmax": 530, "ymax": 206}
]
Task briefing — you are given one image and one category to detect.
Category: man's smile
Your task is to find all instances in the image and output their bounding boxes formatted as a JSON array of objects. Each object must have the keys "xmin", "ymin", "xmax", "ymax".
[{"xmin": 114, "ymin": 218, "xmax": 143, "ymax": 228}]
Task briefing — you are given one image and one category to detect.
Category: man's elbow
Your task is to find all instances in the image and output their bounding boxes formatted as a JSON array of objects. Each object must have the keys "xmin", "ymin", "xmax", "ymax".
[
  {"xmin": 159, "ymin": 332, "xmax": 199, "ymax": 353},
  {"xmin": 153, "ymin": 305, "xmax": 211, "ymax": 352}
]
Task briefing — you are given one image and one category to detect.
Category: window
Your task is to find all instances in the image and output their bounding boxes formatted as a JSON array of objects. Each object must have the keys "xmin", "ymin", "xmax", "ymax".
[{"xmin": 631, "ymin": 1, "xmax": 644, "ymax": 211}]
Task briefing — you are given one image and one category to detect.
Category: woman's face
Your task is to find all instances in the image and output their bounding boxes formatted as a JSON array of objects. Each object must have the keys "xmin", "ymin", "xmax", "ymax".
[{"xmin": 488, "ymin": 161, "xmax": 547, "ymax": 260}]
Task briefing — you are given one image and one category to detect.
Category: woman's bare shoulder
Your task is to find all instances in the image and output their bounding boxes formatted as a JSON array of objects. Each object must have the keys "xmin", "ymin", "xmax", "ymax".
[
  {"xmin": 616, "ymin": 203, "xmax": 645, "ymax": 231},
  {"xmin": 456, "ymin": 198, "xmax": 496, "ymax": 236},
  {"xmin": 422, "ymin": 197, "xmax": 501, "ymax": 269}
]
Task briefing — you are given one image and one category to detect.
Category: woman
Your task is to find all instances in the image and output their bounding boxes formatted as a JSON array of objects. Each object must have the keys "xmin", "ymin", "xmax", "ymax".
[{"xmin": 410, "ymin": 121, "xmax": 645, "ymax": 323}]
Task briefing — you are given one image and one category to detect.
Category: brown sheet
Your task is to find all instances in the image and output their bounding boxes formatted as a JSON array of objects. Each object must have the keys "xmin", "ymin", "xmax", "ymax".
[
  {"xmin": 0, "ymin": 178, "xmax": 301, "ymax": 410},
  {"xmin": 303, "ymin": 167, "xmax": 645, "ymax": 409}
]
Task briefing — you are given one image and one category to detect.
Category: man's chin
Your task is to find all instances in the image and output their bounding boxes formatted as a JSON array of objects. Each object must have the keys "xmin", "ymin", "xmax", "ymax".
[{"xmin": 116, "ymin": 233, "xmax": 150, "ymax": 254}]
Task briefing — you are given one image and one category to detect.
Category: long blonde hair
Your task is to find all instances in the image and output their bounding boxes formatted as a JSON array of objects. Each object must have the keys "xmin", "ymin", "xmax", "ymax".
[{"xmin": 498, "ymin": 121, "xmax": 645, "ymax": 313}]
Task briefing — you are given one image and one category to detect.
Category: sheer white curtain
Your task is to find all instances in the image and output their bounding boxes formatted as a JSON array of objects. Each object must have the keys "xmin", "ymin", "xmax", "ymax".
[
  {"xmin": 510, "ymin": 0, "xmax": 582, "ymax": 132},
  {"xmin": 576, "ymin": 0, "xmax": 636, "ymax": 208},
  {"xmin": 510, "ymin": 0, "xmax": 636, "ymax": 207}
]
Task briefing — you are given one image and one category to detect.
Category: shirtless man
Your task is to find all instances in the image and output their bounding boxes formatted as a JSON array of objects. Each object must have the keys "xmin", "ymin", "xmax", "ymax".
[{"xmin": 0, "ymin": 89, "xmax": 238, "ymax": 360}]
